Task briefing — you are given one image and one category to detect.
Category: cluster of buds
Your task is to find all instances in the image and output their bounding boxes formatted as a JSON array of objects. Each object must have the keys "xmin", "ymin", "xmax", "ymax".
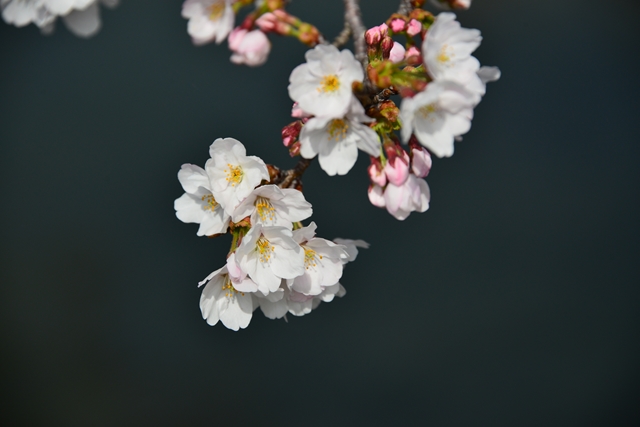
[{"xmin": 174, "ymin": 138, "xmax": 367, "ymax": 330}]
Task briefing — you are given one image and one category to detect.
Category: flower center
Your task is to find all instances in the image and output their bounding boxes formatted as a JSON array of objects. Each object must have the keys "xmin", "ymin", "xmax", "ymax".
[
  {"xmin": 304, "ymin": 247, "xmax": 323, "ymax": 269},
  {"xmin": 318, "ymin": 74, "xmax": 340, "ymax": 93},
  {"xmin": 437, "ymin": 44, "xmax": 455, "ymax": 64},
  {"xmin": 225, "ymin": 163, "xmax": 243, "ymax": 186},
  {"xmin": 327, "ymin": 119, "xmax": 349, "ymax": 141},
  {"xmin": 201, "ymin": 194, "xmax": 219, "ymax": 211},
  {"xmin": 208, "ymin": 1, "xmax": 225, "ymax": 21},
  {"xmin": 221, "ymin": 276, "xmax": 237, "ymax": 298},
  {"xmin": 256, "ymin": 236, "xmax": 275, "ymax": 263},
  {"xmin": 418, "ymin": 103, "xmax": 438, "ymax": 119},
  {"xmin": 255, "ymin": 196, "xmax": 276, "ymax": 223}
]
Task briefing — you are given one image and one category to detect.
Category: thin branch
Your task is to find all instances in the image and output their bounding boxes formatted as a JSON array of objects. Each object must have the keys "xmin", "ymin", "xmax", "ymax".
[
  {"xmin": 343, "ymin": 0, "xmax": 367, "ymax": 67},
  {"xmin": 397, "ymin": 0, "xmax": 413, "ymax": 14},
  {"xmin": 332, "ymin": 21, "xmax": 352, "ymax": 47},
  {"xmin": 277, "ymin": 158, "xmax": 313, "ymax": 189}
]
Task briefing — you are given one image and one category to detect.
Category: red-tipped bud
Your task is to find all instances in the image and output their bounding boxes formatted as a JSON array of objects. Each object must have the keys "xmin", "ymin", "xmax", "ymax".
[
  {"xmin": 384, "ymin": 142, "xmax": 410, "ymax": 186},
  {"xmin": 368, "ymin": 156, "xmax": 387, "ymax": 187},
  {"xmin": 365, "ymin": 23, "xmax": 387, "ymax": 46},
  {"xmin": 288, "ymin": 141, "xmax": 301, "ymax": 157},
  {"xmin": 389, "ymin": 18, "xmax": 406, "ymax": 33},
  {"xmin": 255, "ymin": 13, "xmax": 277, "ymax": 32},
  {"xmin": 282, "ymin": 120, "xmax": 303, "ymax": 147},
  {"xmin": 381, "ymin": 35, "xmax": 394, "ymax": 59},
  {"xmin": 406, "ymin": 19, "xmax": 422, "ymax": 37}
]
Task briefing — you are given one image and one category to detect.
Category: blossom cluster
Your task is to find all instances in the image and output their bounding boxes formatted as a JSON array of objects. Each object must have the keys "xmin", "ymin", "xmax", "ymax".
[
  {"xmin": 1, "ymin": 0, "xmax": 118, "ymax": 37},
  {"xmin": 175, "ymin": 138, "xmax": 367, "ymax": 330}
]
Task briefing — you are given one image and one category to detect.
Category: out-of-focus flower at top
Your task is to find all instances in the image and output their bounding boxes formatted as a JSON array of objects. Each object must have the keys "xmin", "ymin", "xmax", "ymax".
[
  {"xmin": 422, "ymin": 12, "xmax": 481, "ymax": 86},
  {"xmin": 288, "ymin": 44, "xmax": 364, "ymax": 119},
  {"xmin": 1, "ymin": 0, "xmax": 119, "ymax": 38},
  {"xmin": 228, "ymin": 28, "xmax": 271, "ymax": 67},
  {"xmin": 205, "ymin": 137, "xmax": 269, "ymax": 216},
  {"xmin": 182, "ymin": 0, "xmax": 234, "ymax": 45},
  {"xmin": 429, "ymin": 0, "xmax": 472, "ymax": 10},
  {"xmin": 298, "ymin": 99, "xmax": 380, "ymax": 176}
]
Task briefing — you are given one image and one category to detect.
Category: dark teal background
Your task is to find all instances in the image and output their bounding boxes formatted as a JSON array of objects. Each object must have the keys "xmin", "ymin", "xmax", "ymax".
[{"xmin": 1, "ymin": 0, "xmax": 639, "ymax": 425}]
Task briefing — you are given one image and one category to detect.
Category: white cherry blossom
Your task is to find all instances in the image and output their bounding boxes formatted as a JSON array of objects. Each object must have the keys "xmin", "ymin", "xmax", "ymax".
[
  {"xmin": 198, "ymin": 262, "xmax": 254, "ymax": 331},
  {"xmin": 373, "ymin": 174, "xmax": 430, "ymax": 220},
  {"xmin": 181, "ymin": 0, "xmax": 234, "ymax": 45},
  {"xmin": 289, "ymin": 222, "xmax": 348, "ymax": 296},
  {"xmin": 400, "ymin": 80, "xmax": 475, "ymax": 158},
  {"xmin": 174, "ymin": 163, "xmax": 230, "ymax": 236},
  {"xmin": 299, "ymin": 99, "xmax": 380, "ymax": 176},
  {"xmin": 422, "ymin": 12, "xmax": 481, "ymax": 86},
  {"xmin": 232, "ymin": 184, "xmax": 312, "ymax": 229},
  {"xmin": 234, "ymin": 223, "xmax": 304, "ymax": 293},
  {"xmin": 205, "ymin": 137, "xmax": 269, "ymax": 215},
  {"xmin": 288, "ymin": 44, "xmax": 363, "ymax": 119}
]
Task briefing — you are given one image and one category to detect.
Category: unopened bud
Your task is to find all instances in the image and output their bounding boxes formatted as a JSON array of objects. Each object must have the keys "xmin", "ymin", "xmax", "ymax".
[
  {"xmin": 384, "ymin": 142, "xmax": 410, "ymax": 186},
  {"xmin": 365, "ymin": 23, "xmax": 387, "ymax": 46},
  {"xmin": 389, "ymin": 17, "xmax": 406, "ymax": 33},
  {"xmin": 409, "ymin": 137, "xmax": 432, "ymax": 178},
  {"xmin": 282, "ymin": 120, "xmax": 302, "ymax": 147},
  {"xmin": 406, "ymin": 19, "xmax": 422, "ymax": 37},
  {"xmin": 368, "ymin": 156, "xmax": 387, "ymax": 187},
  {"xmin": 381, "ymin": 35, "xmax": 394, "ymax": 59},
  {"xmin": 389, "ymin": 42, "xmax": 405, "ymax": 63},
  {"xmin": 288, "ymin": 141, "xmax": 301, "ymax": 157},
  {"xmin": 255, "ymin": 12, "xmax": 277, "ymax": 32}
]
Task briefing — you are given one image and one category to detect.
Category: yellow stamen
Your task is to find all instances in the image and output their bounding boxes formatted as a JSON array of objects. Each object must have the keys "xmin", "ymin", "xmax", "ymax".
[
  {"xmin": 201, "ymin": 194, "xmax": 219, "ymax": 211},
  {"xmin": 224, "ymin": 163, "xmax": 243, "ymax": 187},
  {"xmin": 222, "ymin": 277, "xmax": 236, "ymax": 298},
  {"xmin": 208, "ymin": 1, "xmax": 225, "ymax": 21},
  {"xmin": 304, "ymin": 248, "xmax": 323, "ymax": 269},
  {"xmin": 419, "ymin": 103, "xmax": 438, "ymax": 119},
  {"xmin": 327, "ymin": 119, "xmax": 349, "ymax": 141},
  {"xmin": 437, "ymin": 44, "xmax": 455, "ymax": 64},
  {"xmin": 256, "ymin": 236, "xmax": 275, "ymax": 263},
  {"xmin": 256, "ymin": 196, "xmax": 276, "ymax": 223},
  {"xmin": 318, "ymin": 74, "xmax": 340, "ymax": 93}
]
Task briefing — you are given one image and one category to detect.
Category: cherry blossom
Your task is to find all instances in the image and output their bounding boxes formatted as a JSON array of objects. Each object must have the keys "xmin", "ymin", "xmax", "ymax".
[
  {"xmin": 400, "ymin": 80, "xmax": 475, "ymax": 158},
  {"xmin": 288, "ymin": 44, "xmax": 364, "ymax": 119},
  {"xmin": 228, "ymin": 28, "xmax": 271, "ymax": 67},
  {"xmin": 232, "ymin": 185, "xmax": 312, "ymax": 229},
  {"xmin": 289, "ymin": 222, "xmax": 348, "ymax": 296},
  {"xmin": 198, "ymin": 261, "xmax": 254, "ymax": 331},
  {"xmin": 205, "ymin": 137, "xmax": 269, "ymax": 215},
  {"xmin": 422, "ymin": 12, "xmax": 482, "ymax": 86},
  {"xmin": 298, "ymin": 99, "xmax": 380, "ymax": 176},
  {"xmin": 234, "ymin": 224, "xmax": 305, "ymax": 293},
  {"xmin": 181, "ymin": 0, "xmax": 234, "ymax": 45},
  {"xmin": 174, "ymin": 163, "xmax": 230, "ymax": 236}
]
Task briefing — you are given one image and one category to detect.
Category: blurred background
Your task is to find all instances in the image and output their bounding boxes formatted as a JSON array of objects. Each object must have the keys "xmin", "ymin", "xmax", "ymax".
[{"xmin": 1, "ymin": 0, "xmax": 639, "ymax": 425}]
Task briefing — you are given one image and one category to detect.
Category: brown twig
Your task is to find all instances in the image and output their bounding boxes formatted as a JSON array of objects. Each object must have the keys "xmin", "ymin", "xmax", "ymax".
[
  {"xmin": 397, "ymin": 0, "xmax": 413, "ymax": 14},
  {"xmin": 332, "ymin": 21, "xmax": 352, "ymax": 47},
  {"xmin": 343, "ymin": 0, "xmax": 367, "ymax": 67},
  {"xmin": 277, "ymin": 158, "xmax": 313, "ymax": 189}
]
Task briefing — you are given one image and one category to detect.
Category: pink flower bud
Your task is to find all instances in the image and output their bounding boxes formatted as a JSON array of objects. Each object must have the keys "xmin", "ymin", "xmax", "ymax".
[
  {"xmin": 406, "ymin": 19, "xmax": 422, "ymax": 37},
  {"xmin": 389, "ymin": 42, "xmax": 406, "ymax": 63},
  {"xmin": 409, "ymin": 138, "xmax": 432, "ymax": 178},
  {"xmin": 405, "ymin": 46, "xmax": 421, "ymax": 59},
  {"xmin": 384, "ymin": 144, "xmax": 410, "ymax": 186},
  {"xmin": 291, "ymin": 102, "xmax": 312, "ymax": 118},
  {"xmin": 229, "ymin": 28, "xmax": 271, "ymax": 67},
  {"xmin": 368, "ymin": 185, "xmax": 386, "ymax": 208},
  {"xmin": 368, "ymin": 157, "xmax": 387, "ymax": 187},
  {"xmin": 381, "ymin": 35, "xmax": 394, "ymax": 59},
  {"xmin": 389, "ymin": 18, "xmax": 406, "ymax": 33},
  {"xmin": 282, "ymin": 120, "xmax": 302, "ymax": 147},
  {"xmin": 365, "ymin": 23, "xmax": 388, "ymax": 46},
  {"xmin": 255, "ymin": 12, "xmax": 277, "ymax": 32}
]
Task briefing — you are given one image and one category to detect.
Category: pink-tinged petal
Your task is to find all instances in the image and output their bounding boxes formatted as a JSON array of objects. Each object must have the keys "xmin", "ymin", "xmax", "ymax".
[{"xmin": 368, "ymin": 185, "xmax": 386, "ymax": 208}]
